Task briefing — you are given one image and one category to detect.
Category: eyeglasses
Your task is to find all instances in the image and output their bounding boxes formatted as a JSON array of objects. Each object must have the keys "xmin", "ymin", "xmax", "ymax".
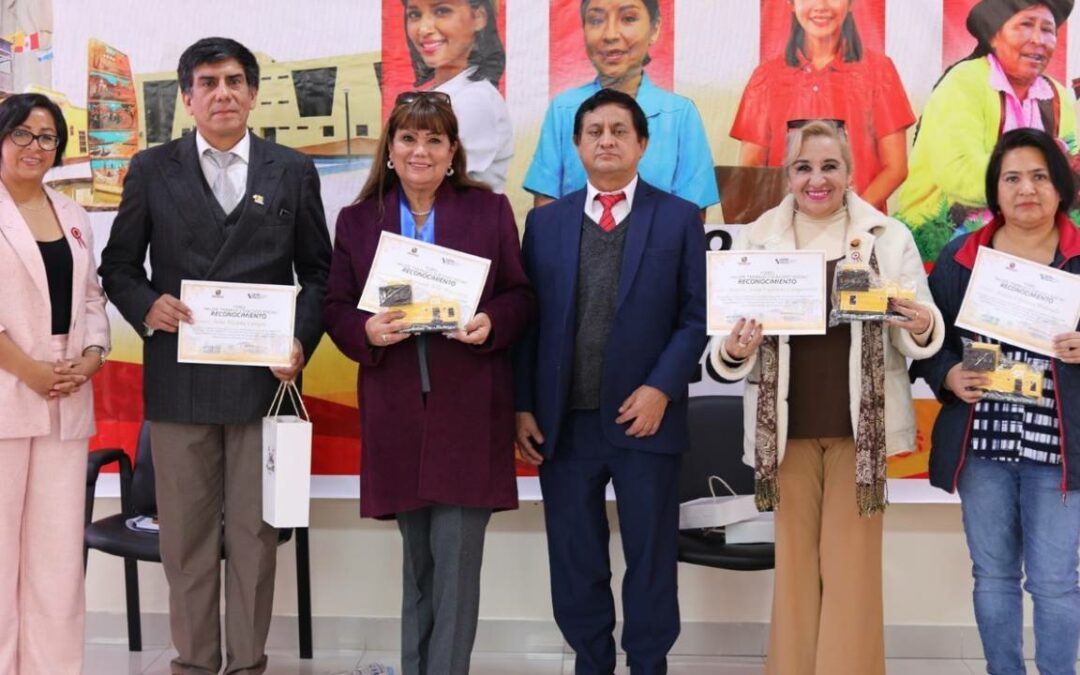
[
  {"xmin": 394, "ymin": 91, "xmax": 452, "ymax": 108},
  {"xmin": 8, "ymin": 128, "xmax": 60, "ymax": 151}
]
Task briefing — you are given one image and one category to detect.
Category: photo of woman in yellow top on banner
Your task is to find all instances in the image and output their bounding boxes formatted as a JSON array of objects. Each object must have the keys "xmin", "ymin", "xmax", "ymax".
[
  {"xmin": 731, "ymin": 0, "xmax": 916, "ymax": 212},
  {"xmin": 895, "ymin": 0, "xmax": 1078, "ymax": 264}
]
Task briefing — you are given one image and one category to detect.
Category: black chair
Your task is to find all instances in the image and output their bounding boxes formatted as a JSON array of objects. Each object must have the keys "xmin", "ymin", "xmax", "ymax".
[
  {"xmin": 678, "ymin": 395, "xmax": 775, "ymax": 571},
  {"xmin": 84, "ymin": 422, "xmax": 314, "ymax": 658}
]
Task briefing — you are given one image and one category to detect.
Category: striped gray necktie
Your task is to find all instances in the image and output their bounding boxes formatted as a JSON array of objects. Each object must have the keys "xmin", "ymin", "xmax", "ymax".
[{"xmin": 206, "ymin": 149, "xmax": 240, "ymax": 213}]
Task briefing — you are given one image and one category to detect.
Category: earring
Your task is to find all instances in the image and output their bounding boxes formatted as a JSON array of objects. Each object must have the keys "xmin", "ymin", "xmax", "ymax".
[
  {"xmin": 446, "ymin": 166, "xmax": 454, "ymax": 176},
  {"xmin": 387, "ymin": 159, "xmax": 394, "ymax": 169}
]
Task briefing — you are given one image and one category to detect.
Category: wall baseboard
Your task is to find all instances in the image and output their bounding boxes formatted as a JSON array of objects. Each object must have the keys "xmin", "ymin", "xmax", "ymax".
[{"xmin": 87, "ymin": 613, "xmax": 1033, "ymax": 661}]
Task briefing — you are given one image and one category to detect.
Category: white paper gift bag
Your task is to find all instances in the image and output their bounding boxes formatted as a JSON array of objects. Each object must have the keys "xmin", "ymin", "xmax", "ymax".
[
  {"xmin": 262, "ymin": 381, "xmax": 313, "ymax": 527},
  {"xmin": 725, "ymin": 513, "xmax": 776, "ymax": 544},
  {"xmin": 678, "ymin": 476, "xmax": 759, "ymax": 531}
]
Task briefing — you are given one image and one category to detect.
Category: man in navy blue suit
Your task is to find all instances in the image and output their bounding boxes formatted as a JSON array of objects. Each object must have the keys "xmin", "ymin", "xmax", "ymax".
[{"xmin": 514, "ymin": 88, "xmax": 707, "ymax": 675}]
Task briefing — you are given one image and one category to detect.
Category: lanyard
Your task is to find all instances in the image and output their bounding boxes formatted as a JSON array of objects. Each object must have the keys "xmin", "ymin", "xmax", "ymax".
[
  {"xmin": 398, "ymin": 194, "xmax": 435, "ymax": 395},
  {"xmin": 399, "ymin": 195, "xmax": 435, "ymax": 243}
]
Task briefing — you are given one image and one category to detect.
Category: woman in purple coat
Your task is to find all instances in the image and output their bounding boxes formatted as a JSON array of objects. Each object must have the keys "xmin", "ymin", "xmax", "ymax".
[{"xmin": 323, "ymin": 91, "xmax": 534, "ymax": 675}]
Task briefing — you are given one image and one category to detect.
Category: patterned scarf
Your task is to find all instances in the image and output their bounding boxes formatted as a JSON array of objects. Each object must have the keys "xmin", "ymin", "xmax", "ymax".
[{"xmin": 754, "ymin": 250, "xmax": 888, "ymax": 516}]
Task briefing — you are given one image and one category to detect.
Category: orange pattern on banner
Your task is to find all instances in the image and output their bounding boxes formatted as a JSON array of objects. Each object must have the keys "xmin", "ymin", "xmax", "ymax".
[
  {"xmin": 88, "ymin": 358, "xmax": 944, "ymax": 479},
  {"xmin": 759, "ymin": 0, "xmax": 886, "ymax": 62},
  {"xmin": 87, "ymin": 39, "xmax": 137, "ymax": 200},
  {"xmin": 548, "ymin": 0, "xmax": 674, "ymax": 98},
  {"xmin": 943, "ymin": 0, "xmax": 1068, "ymax": 82},
  {"xmin": 380, "ymin": 0, "xmax": 508, "ymax": 122},
  {"xmin": 88, "ymin": 361, "xmax": 363, "ymax": 474},
  {"xmin": 885, "ymin": 398, "xmax": 942, "ymax": 478}
]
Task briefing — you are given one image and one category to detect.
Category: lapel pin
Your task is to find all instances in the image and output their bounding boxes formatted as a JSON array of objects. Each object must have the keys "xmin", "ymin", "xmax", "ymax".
[
  {"xmin": 70, "ymin": 227, "xmax": 86, "ymax": 249},
  {"xmin": 252, "ymin": 194, "xmax": 264, "ymax": 205}
]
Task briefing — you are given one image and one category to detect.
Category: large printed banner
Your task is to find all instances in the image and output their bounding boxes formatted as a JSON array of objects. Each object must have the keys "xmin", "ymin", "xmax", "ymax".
[
  {"xmin": 943, "ymin": 0, "xmax": 1068, "ymax": 83},
  {"xmin": 379, "ymin": 0, "xmax": 507, "ymax": 121},
  {"xmin": 17, "ymin": 0, "xmax": 1078, "ymax": 496},
  {"xmin": 548, "ymin": 0, "xmax": 674, "ymax": 95},
  {"xmin": 759, "ymin": 0, "xmax": 886, "ymax": 58}
]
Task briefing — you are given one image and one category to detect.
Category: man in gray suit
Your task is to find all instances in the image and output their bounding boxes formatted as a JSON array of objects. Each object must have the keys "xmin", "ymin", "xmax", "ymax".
[{"xmin": 99, "ymin": 37, "xmax": 331, "ymax": 675}]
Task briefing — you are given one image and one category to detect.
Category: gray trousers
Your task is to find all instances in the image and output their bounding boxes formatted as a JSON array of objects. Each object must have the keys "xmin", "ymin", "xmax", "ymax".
[
  {"xmin": 396, "ymin": 505, "xmax": 492, "ymax": 675},
  {"xmin": 151, "ymin": 422, "xmax": 279, "ymax": 675}
]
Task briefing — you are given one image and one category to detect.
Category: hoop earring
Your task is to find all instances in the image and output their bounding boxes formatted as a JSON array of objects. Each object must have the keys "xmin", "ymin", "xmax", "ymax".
[
  {"xmin": 387, "ymin": 159, "xmax": 394, "ymax": 169},
  {"xmin": 446, "ymin": 166, "xmax": 454, "ymax": 177}
]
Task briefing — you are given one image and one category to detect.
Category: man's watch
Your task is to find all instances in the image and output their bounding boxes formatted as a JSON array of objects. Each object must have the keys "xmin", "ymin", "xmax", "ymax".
[
  {"xmin": 83, "ymin": 345, "xmax": 107, "ymax": 368},
  {"xmin": 142, "ymin": 323, "xmax": 155, "ymax": 337}
]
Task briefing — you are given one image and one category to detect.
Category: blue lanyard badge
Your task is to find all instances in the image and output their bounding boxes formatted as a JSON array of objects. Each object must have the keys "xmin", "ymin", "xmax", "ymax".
[{"xmin": 399, "ymin": 195, "xmax": 435, "ymax": 244}]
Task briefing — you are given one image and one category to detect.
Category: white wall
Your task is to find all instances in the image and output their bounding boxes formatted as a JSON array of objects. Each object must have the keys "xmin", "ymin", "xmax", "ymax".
[{"xmin": 85, "ymin": 499, "xmax": 983, "ymax": 630}]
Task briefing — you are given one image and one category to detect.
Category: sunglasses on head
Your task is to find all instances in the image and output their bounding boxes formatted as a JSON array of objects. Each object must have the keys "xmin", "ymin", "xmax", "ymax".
[{"xmin": 394, "ymin": 91, "xmax": 452, "ymax": 107}]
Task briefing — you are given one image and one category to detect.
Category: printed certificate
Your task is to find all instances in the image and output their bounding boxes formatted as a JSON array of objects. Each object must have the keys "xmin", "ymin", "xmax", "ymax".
[
  {"xmin": 955, "ymin": 247, "xmax": 1080, "ymax": 358},
  {"xmin": 707, "ymin": 250, "xmax": 827, "ymax": 336},
  {"xmin": 357, "ymin": 231, "xmax": 491, "ymax": 324},
  {"xmin": 178, "ymin": 280, "xmax": 296, "ymax": 367}
]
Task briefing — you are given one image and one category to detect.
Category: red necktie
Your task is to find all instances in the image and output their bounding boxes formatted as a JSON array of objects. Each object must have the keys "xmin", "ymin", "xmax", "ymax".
[{"xmin": 595, "ymin": 192, "xmax": 626, "ymax": 232}]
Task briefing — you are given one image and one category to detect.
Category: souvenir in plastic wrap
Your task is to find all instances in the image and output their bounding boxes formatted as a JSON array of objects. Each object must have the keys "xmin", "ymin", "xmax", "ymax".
[
  {"xmin": 829, "ymin": 243, "xmax": 916, "ymax": 325},
  {"xmin": 378, "ymin": 281, "xmax": 461, "ymax": 333},
  {"xmin": 962, "ymin": 339, "xmax": 1044, "ymax": 405}
]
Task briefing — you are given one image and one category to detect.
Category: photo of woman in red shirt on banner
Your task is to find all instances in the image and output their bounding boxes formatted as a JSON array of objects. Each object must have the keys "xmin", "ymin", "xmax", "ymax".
[{"xmin": 732, "ymin": 0, "xmax": 916, "ymax": 211}]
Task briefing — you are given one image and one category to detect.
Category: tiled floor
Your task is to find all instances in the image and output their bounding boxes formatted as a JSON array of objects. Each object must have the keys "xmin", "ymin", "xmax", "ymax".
[{"xmin": 81, "ymin": 644, "xmax": 1043, "ymax": 675}]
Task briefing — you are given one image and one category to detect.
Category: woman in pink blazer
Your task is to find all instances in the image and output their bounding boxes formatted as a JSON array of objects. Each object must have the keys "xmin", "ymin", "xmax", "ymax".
[{"xmin": 0, "ymin": 93, "xmax": 110, "ymax": 675}]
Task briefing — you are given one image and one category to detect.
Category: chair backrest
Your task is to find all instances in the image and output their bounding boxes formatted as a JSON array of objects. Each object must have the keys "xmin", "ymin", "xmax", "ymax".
[
  {"xmin": 131, "ymin": 421, "xmax": 157, "ymax": 518},
  {"xmin": 679, "ymin": 395, "xmax": 754, "ymax": 502}
]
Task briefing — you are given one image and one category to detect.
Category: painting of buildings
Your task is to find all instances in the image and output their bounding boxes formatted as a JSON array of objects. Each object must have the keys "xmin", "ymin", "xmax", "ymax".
[{"xmin": 134, "ymin": 51, "xmax": 381, "ymax": 157}]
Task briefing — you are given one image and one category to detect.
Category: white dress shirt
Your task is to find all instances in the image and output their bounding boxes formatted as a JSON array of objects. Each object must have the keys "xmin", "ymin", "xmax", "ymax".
[
  {"xmin": 584, "ymin": 175, "xmax": 638, "ymax": 227},
  {"xmin": 195, "ymin": 130, "xmax": 250, "ymax": 208}
]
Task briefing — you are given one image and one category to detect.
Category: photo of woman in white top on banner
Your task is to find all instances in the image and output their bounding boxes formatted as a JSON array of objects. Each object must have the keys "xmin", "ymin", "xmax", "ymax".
[{"xmin": 381, "ymin": 0, "xmax": 514, "ymax": 192}]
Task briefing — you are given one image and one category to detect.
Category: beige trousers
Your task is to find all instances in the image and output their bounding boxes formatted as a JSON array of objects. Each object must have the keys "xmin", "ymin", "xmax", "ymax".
[
  {"xmin": 151, "ymin": 421, "xmax": 278, "ymax": 675},
  {"xmin": 765, "ymin": 436, "xmax": 885, "ymax": 675},
  {"xmin": 0, "ymin": 344, "xmax": 87, "ymax": 675}
]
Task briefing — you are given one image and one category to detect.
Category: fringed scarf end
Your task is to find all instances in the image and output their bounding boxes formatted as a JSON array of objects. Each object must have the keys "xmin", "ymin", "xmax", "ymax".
[
  {"xmin": 754, "ymin": 478, "xmax": 779, "ymax": 512},
  {"xmin": 857, "ymin": 480, "xmax": 888, "ymax": 517}
]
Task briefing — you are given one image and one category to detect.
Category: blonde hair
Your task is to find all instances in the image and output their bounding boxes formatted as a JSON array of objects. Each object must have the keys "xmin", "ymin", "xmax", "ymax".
[{"xmin": 782, "ymin": 120, "xmax": 854, "ymax": 176}]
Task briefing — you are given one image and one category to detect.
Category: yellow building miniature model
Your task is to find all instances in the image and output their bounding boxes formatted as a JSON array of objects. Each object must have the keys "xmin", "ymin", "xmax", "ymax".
[
  {"xmin": 987, "ymin": 364, "xmax": 1044, "ymax": 398},
  {"xmin": 963, "ymin": 341, "xmax": 1044, "ymax": 398},
  {"xmin": 379, "ymin": 282, "xmax": 461, "ymax": 333},
  {"xmin": 835, "ymin": 263, "xmax": 916, "ymax": 315},
  {"xmin": 839, "ymin": 283, "xmax": 917, "ymax": 314},
  {"xmin": 397, "ymin": 298, "xmax": 461, "ymax": 333}
]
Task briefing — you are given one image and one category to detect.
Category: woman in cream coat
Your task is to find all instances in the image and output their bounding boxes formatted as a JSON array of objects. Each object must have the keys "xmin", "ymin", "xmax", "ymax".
[
  {"xmin": 710, "ymin": 121, "xmax": 943, "ymax": 675},
  {"xmin": 0, "ymin": 93, "xmax": 110, "ymax": 675}
]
